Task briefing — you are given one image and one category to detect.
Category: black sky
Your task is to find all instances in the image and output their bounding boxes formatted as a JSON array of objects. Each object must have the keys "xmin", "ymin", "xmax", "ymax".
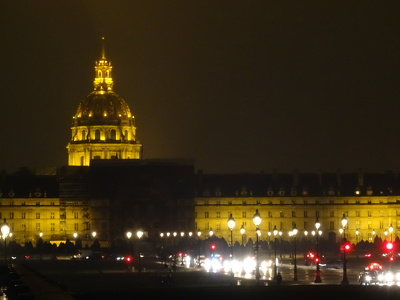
[{"xmin": 1, "ymin": 0, "xmax": 400, "ymax": 174}]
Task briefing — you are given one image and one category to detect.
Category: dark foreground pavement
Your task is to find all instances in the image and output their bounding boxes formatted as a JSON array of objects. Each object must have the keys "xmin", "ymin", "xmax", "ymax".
[
  {"xmin": 73, "ymin": 285, "xmax": 400, "ymax": 300},
  {"xmin": 7, "ymin": 259, "xmax": 400, "ymax": 300}
]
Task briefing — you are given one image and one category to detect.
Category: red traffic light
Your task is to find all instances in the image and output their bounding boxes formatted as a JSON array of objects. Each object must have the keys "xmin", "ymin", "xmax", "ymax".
[
  {"xmin": 343, "ymin": 241, "xmax": 351, "ymax": 251},
  {"xmin": 125, "ymin": 256, "xmax": 132, "ymax": 262},
  {"xmin": 386, "ymin": 241, "xmax": 394, "ymax": 251},
  {"xmin": 210, "ymin": 244, "xmax": 216, "ymax": 250}
]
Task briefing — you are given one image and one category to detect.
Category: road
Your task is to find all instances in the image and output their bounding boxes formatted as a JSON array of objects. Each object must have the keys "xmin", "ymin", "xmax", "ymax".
[{"xmin": 7, "ymin": 256, "xmax": 400, "ymax": 299}]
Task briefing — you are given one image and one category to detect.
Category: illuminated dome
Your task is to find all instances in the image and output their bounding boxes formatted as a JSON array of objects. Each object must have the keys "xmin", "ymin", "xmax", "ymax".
[
  {"xmin": 67, "ymin": 37, "xmax": 142, "ymax": 166},
  {"xmin": 73, "ymin": 91, "xmax": 135, "ymax": 126}
]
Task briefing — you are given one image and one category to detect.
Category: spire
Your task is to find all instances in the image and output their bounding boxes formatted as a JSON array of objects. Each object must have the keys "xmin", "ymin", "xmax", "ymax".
[
  {"xmin": 101, "ymin": 36, "xmax": 106, "ymax": 59},
  {"xmin": 94, "ymin": 37, "xmax": 113, "ymax": 92}
]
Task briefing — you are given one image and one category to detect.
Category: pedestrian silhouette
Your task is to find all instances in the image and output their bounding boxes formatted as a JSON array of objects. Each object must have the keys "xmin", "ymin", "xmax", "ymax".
[{"xmin": 276, "ymin": 272, "xmax": 282, "ymax": 285}]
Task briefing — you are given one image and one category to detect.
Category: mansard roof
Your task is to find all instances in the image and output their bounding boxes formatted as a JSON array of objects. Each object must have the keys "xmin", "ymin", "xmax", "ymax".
[{"xmin": 195, "ymin": 170, "xmax": 400, "ymax": 197}]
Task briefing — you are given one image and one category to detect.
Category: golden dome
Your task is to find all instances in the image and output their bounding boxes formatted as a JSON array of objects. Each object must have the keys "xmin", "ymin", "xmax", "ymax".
[{"xmin": 72, "ymin": 91, "xmax": 134, "ymax": 126}]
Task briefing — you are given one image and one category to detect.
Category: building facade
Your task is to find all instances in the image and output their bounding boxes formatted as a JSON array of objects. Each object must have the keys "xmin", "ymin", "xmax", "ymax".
[{"xmin": 194, "ymin": 170, "xmax": 400, "ymax": 247}]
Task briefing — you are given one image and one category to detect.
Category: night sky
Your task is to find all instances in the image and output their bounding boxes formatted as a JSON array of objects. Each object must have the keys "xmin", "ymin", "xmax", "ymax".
[{"xmin": 1, "ymin": 1, "xmax": 400, "ymax": 174}]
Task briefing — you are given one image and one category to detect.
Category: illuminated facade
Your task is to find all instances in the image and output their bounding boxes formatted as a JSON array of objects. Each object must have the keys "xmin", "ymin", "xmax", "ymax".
[
  {"xmin": 194, "ymin": 171, "xmax": 400, "ymax": 246},
  {"xmin": 0, "ymin": 170, "xmax": 107, "ymax": 247},
  {"xmin": 67, "ymin": 37, "xmax": 142, "ymax": 166}
]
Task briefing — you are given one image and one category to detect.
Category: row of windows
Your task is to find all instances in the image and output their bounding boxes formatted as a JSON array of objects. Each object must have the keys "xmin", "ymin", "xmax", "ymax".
[
  {"xmin": 198, "ymin": 198, "xmax": 387, "ymax": 205},
  {"xmin": 198, "ymin": 210, "xmax": 392, "ymax": 219},
  {"xmin": 80, "ymin": 129, "xmax": 131, "ymax": 141},
  {"xmin": 0, "ymin": 212, "xmax": 85, "ymax": 220}
]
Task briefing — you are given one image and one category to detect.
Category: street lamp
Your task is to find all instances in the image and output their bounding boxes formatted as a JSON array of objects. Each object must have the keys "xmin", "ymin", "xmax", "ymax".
[
  {"xmin": 273, "ymin": 225, "xmax": 278, "ymax": 279},
  {"xmin": 292, "ymin": 224, "xmax": 298, "ymax": 281},
  {"xmin": 252, "ymin": 209, "xmax": 262, "ymax": 285},
  {"xmin": 341, "ymin": 214, "xmax": 349, "ymax": 285},
  {"xmin": 389, "ymin": 224, "xmax": 394, "ymax": 242},
  {"xmin": 1, "ymin": 219, "xmax": 10, "ymax": 265},
  {"xmin": 314, "ymin": 218, "xmax": 322, "ymax": 283},
  {"xmin": 137, "ymin": 230, "xmax": 144, "ymax": 272},
  {"xmin": 227, "ymin": 213, "xmax": 236, "ymax": 271},
  {"xmin": 39, "ymin": 232, "xmax": 43, "ymax": 260},
  {"xmin": 240, "ymin": 225, "xmax": 245, "ymax": 246}
]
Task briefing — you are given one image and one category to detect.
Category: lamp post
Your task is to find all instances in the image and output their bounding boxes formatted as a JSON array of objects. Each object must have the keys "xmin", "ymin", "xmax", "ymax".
[
  {"xmin": 314, "ymin": 218, "xmax": 322, "ymax": 283},
  {"xmin": 292, "ymin": 225, "xmax": 298, "ymax": 281},
  {"xmin": 341, "ymin": 214, "xmax": 349, "ymax": 285},
  {"xmin": 273, "ymin": 225, "xmax": 278, "ymax": 279},
  {"xmin": 38, "ymin": 232, "xmax": 43, "ymax": 260},
  {"xmin": 227, "ymin": 214, "xmax": 236, "ymax": 259},
  {"xmin": 252, "ymin": 209, "xmax": 262, "ymax": 285},
  {"xmin": 389, "ymin": 224, "xmax": 394, "ymax": 242},
  {"xmin": 126, "ymin": 232, "xmax": 133, "ymax": 270},
  {"xmin": 227, "ymin": 214, "xmax": 236, "ymax": 275},
  {"xmin": 240, "ymin": 225, "xmax": 245, "ymax": 246},
  {"xmin": 196, "ymin": 231, "xmax": 202, "ymax": 266},
  {"xmin": 137, "ymin": 230, "xmax": 143, "ymax": 272},
  {"xmin": 1, "ymin": 219, "xmax": 10, "ymax": 265}
]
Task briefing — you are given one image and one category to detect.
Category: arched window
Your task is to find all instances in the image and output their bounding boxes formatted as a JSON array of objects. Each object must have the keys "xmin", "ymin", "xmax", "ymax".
[
  {"xmin": 110, "ymin": 129, "xmax": 116, "ymax": 140},
  {"xmin": 95, "ymin": 129, "xmax": 101, "ymax": 140},
  {"xmin": 124, "ymin": 130, "xmax": 129, "ymax": 140},
  {"xmin": 81, "ymin": 130, "xmax": 86, "ymax": 141}
]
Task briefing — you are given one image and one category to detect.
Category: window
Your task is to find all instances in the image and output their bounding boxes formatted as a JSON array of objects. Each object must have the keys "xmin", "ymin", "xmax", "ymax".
[
  {"xmin": 95, "ymin": 129, "xmax": 101, "ymax": 140},
  {"xmin": 36, "ymin": 223, "xmax": 40, "ymax": 232},
  {"xmin": 81, "ymin": 130, "xmax": 86, "ymax": 140},
  {"xmin": 216, "ymin": 211, "xmax": 220, "ymax": 218},
  {"xmin": 330, "ymin": 211, "xmax": 334, "ymax": 217},
  {"xmin": 304, "ymin": 211, "xmax": 308, "ymax": 217},
  {"xmin": 356, "ymin": 211, "xmax": 360, "ymax": 217},
  {"xmin": 204, "ymin": 212, "xmax": 209, "ymax": 218},
  {"xmin": 50, "ymin": 223, "xmax": 55, "ymax": 231},
  {"xmin": 21, "ymin": 224, "xmax": 26, "ymax": 231},
  {"xmin": 291, "ymin": 211, "xmax": 296, "ymax": 217},
  {"xmin": 36, "ymin": 213, "xmax": 40, "ymax": 219},
  {"xmin": 74, "ymin": 223, "xmax": 79, "ymax": 231},
  {"xmin": 21, "ymin": 213, "xmax": 26, "ymax": 219},
  {"xmin": 242, "ymin": 212, "xmax": 246, "ymax": 218},
  {"xmin": 280, "ymin": 211, "xmax": 284, "ymax": 218},
  {"xmin": 9, "ymin": 212, "xmax": 13, "ymax": 219},
  {"xmin": 50, "ymin": 212, "xmax": 55, "ymax": 219},
  {"xmin": 368, "ymin": 211, "xmax": 372, "ymax": 217},
  {"xmin": 268, "ymin": 211, "xmax": 272, "ymax": 218},
  {"xmin": 74, "ymin": 212, "xmax": 79, "ymax": 219},
  {"xmin": 110, "ymin": 129, "xmax": 116, "ymax": 140},
  {"xmin": 36, "ymin": 202, "xmax": 40, "ymax": 206},
  {"xmin": 329, "ymin": 221, "xmax": 335, "ymax": 230}
]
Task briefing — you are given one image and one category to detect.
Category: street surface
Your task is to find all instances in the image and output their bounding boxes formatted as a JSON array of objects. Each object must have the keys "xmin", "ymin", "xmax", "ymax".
[{"xmin": 4, "ymin": 255, "xmax": 400, "ymax": 299}]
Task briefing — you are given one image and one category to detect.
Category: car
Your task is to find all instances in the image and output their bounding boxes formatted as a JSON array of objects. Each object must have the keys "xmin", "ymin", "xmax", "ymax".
[{"xmin": 358, "ymin": 270, "xmax": 381, "ymax": 285}]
